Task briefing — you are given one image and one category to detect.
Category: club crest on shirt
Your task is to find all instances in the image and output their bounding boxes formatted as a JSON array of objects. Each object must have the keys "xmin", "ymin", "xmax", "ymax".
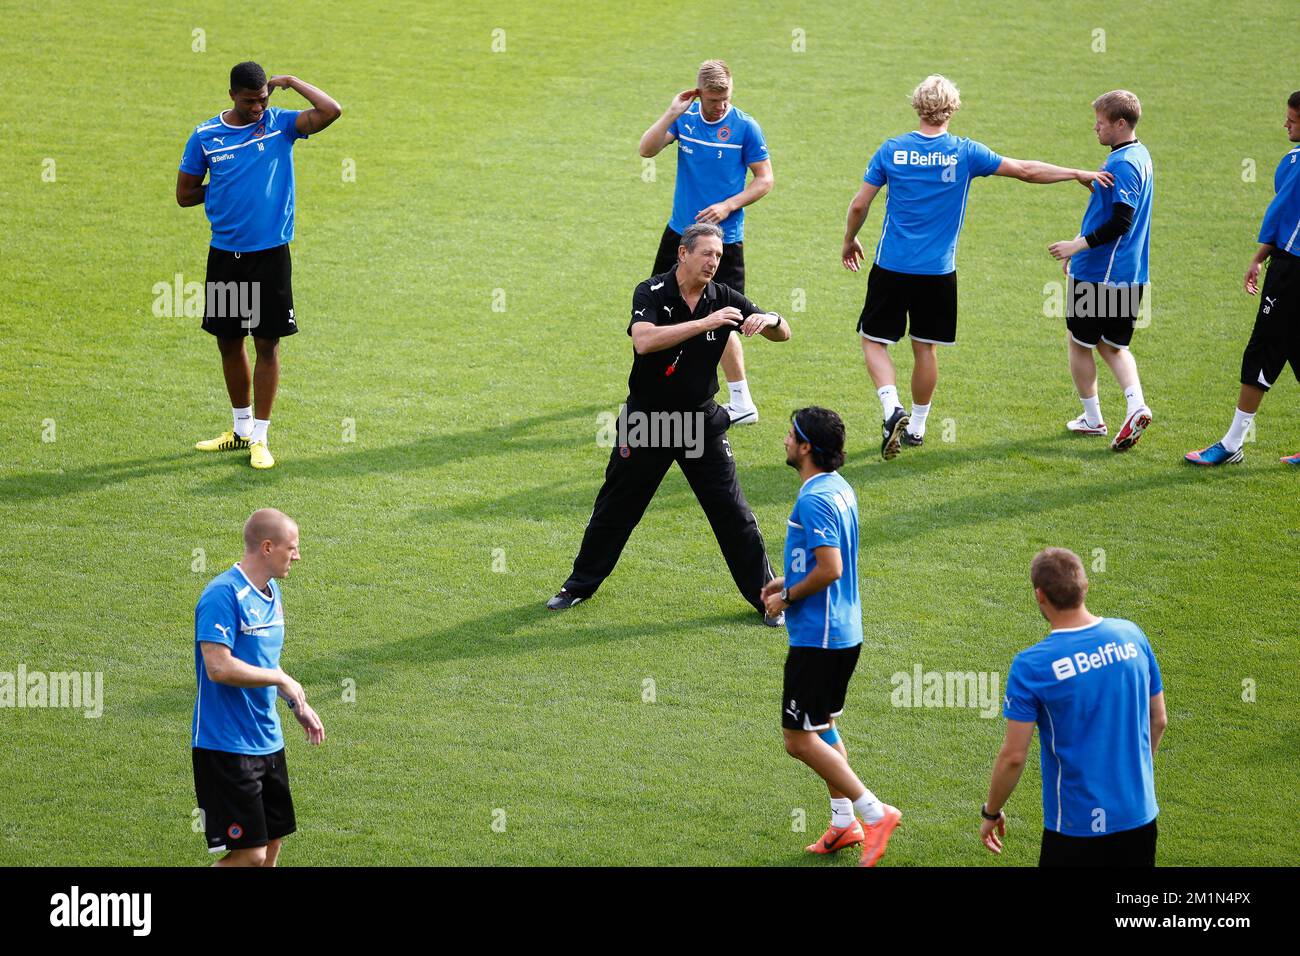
[
  {"xmin": 717, "ymin": 126, "xmax": 731, "ymax": 141},
  {"xmin": 255, "ymin": 124, "xmax": 266, "ymax": 137}
]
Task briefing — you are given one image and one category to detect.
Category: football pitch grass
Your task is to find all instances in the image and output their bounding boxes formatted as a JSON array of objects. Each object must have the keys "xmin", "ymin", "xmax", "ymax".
[{"xmin": 1, "ymin": 0, "xmax": 1297, "ymax": 866}]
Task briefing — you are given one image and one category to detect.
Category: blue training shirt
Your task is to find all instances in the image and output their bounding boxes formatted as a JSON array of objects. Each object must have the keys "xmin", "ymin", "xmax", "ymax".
[
  {"xmin": 783, "ymin": 472, "xmax": 863, "ymax": 650},
  {"xmin": 667, "ymin": 104, "xmax": 768, "ymax": 244},
  {"xmin": 179, "ymin": 107, "xmax": 308, "ymax": 252},
  {"xmin": 864, "ymin": 130, "xmax": 1003, "ymax": 275},
  {"xmin": 1069, "ymin": 141, "xmax": 1154, "ymax": 285},
  {"xmin": 192, "ymin": 564, "xmax": 286, "ymax": 755},
  {"xmin": 1003, "ymin": 617, "xmax": 1162, "ymax": 837},
  {"xmin": 1258, "ymin": 145, "xmax": 1300, "ymax": 254}
]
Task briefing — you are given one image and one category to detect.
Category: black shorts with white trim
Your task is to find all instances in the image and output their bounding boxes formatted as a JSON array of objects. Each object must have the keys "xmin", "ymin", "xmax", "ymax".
[
  {"xmin": 1240, "ymin": 250, "xmax": 1300, "ymax": 391},
  {"xmin": 781, "ymin": 644, "xmax": 861, "ymax": 731},
  {"xmin": 1066, "ymin": 278, "xmax": 1145, "ymax": 349},
  {"xmin": 857, "ymin": 265, "xmax": 957, "ymax": 345}
]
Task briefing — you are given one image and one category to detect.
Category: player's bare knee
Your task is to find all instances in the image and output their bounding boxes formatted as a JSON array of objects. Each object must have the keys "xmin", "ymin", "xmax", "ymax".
[
  {"xmin": 253, "ymin": 336, "xmax": 280, "ymax": 359},
  {"xmin": 261, "ymin": 839, "xmax": 282, "ymax": 866},
  {"xmin": 225, "ymin": 846, "xmax": 267, "ymax": 866},
  {"xmin": 217, "ymin": 336, "xmax": 245, "ymax": 358},
  {"xmin": 782, "ymin": 730, "xmax": 809, "ymax": 758}
]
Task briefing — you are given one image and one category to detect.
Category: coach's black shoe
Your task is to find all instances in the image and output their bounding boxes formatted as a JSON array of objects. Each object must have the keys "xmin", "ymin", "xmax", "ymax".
[
  {"xmin": 881, "ymin": 408, "xmax": 910, "ymax": 460},
  {"xmin": 546, "ymin": 589, "xmax": 586, "ymax": 611},
  {"xmin": 902, "ymin": 429, "xmax": 924, "ymax": 447}
]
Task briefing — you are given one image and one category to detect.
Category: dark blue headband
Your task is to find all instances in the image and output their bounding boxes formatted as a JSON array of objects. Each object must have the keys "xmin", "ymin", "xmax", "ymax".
[{"xmin": 791, "ymin": 414, "xmax": 824, "ymax": 453}]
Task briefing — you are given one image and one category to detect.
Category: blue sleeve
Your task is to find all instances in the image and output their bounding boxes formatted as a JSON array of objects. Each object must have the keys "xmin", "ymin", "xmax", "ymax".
[
  {"xmin": 179, "ymin": 129, "xmax": 207, "ymax": 175},
  {"xmin": 797, "ymin": 494, "xmax": 842, "ymax": 551},
  {"xmin": 967, "ymin": 139, "xmax": 1003, "ymax": 178},
  {"xmin": 196, "ymin": 585, "xmax": 238, "ymax": 648},
  {"xmin": 1258, "ymin": 153, "xmax": 1299, "ymax": 244},
  {"xmin": 742, "ymin": 116, "xmax": 769, "ymax": 166},
  {"xmin": 272, "ymin": 107, "xmax": 307, "ymax": 141},
  {"xmin": 1110, "ymin": 156, "xmax": 1144, "ymax": 209},
  {"xmin": 864, "ymin": 143, "xmax": 888, "ymax": 186},
  {"xmin": 668, "ymin": 113, "xmax": 683, "ymax": 141},
  {"xmin": 1142, "ymin": 632, "xmax": 1163, "ymax": 696},
  {"xmin": 1002, "ymin": 654, "xmax": 1039, "ymax": 722}
]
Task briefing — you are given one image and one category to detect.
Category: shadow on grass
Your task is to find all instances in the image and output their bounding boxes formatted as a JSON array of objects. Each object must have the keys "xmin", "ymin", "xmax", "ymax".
[
  {"xmin": 0, "ymin": 402, "xmax": 610, "ymax": 501},
  {"xmin": 423, "ymin": 431, "xmax": 1209, "ymax": 536},
  {"xmin": 136, "ymin": 602, "xmax": 756, "ymax": 718}
]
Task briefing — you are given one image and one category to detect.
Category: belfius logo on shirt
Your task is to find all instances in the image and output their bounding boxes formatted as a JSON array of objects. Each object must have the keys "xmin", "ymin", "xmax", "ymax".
[
  {"xmin": 892, "ymin": 149, "xmax": 957, "ymax": 167},
  {"xmin": 1051, "ymin": 641, "xmax": 1140, "ymax": 680}
]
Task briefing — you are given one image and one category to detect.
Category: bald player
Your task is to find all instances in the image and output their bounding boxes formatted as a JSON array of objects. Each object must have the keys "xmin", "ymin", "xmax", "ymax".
[{"xmin": 191, "ymin": 508, "xmax": 323, "ymax": 866}]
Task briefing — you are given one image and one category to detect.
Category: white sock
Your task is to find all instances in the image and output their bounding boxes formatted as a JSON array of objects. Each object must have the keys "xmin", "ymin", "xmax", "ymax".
[
  {"xmin": 877, "ymin": 385, "xmax": 901, "ymax": 419},
  {"xmin": 852, "ymin": 789, "xmax": 885, "ymax": 824},
  {"xmin": 250, "ymin": 418, "xmax": 270, "ymax": 445},
  {"xmin": 1081, "ymin": 394, "xmax": 1102, "ymax": 427},
  {"xmin": 232, "ymin": 406, "xmax": 253, "ymax": 439},
  {"xmin": 728, "ymin": 378, "xmax": 753, "ymax": 409},
  {"xmin": 1123, "ymin": 383, "xmax": 1146, "ymax": 416},
  {"xmin": 908, "ymin": 402, "xmax": 931, "ymax": 436},
  {"xmin": 830, "ymin": 797, "xmax": 855, "ymax": 829},
  {"xmin": 1222, "ymin": 407, "xmax": 1254, "ymax": 452}
]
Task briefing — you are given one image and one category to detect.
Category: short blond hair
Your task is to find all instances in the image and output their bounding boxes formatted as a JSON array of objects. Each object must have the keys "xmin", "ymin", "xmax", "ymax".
[
  {"xmin": 1092, "ymin": 90, "xmax": 1141, "ymax": 127},
  {"xmin": 697, "ymin": 59, "xmax": 732, "ymax": 93},
  {"xmin": 911, "ymin": 74, "xmax": 961, "ymax": 126}
]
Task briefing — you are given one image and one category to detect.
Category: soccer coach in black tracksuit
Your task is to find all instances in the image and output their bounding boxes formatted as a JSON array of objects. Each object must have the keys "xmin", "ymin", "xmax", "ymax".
[{"xmin": 547, "ymin": 222, "xmax": 791, "ymax": 622}]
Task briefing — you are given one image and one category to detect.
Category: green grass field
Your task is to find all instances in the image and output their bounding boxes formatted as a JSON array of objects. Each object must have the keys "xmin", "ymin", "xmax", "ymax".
[{"xmin": 1, "ymin": 0, "xmax": 1297, "ymax": 866}]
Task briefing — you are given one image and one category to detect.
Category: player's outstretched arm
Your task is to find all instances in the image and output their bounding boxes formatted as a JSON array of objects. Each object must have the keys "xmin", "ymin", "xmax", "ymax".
[
  {"xmin": 996, "ymin": 158, "xmax": 1114, "ymax": 189},
  {"xmin": 639, "ymin": 89, "xmax": 696, "ymax": 158},
  {"xmin": 842, "ymin": 182, "xmax": 880, "ymax": 271},
  {"xmin": 176, "ymin": 171, "xmax": 206, "ymax": 207},
  {"xmin": 268, "ymin": 75, "xmax": 343, "ymax": 136}
]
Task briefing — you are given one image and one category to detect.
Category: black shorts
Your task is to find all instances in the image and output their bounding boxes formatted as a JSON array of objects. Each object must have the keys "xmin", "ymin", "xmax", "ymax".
[
  {"xmin": 781, "ymin": 644, "xmax": 862, "ymax": 731},
  {"xmin": 1038, "ymin": 818, "xmax": 1157, "ymax": 867},
  {"xmin": 1240, "ymin": 250, "xmax": 1300, "ymax": 391},
  {"xmin": 193, "ymin": 747, "xmax": 297, "ymax": 853},
  {"xmin": 1066, "ymin": 278, "xmax": 1146, "ymax": 349},
  {"xmin": 858, "ymin": 264, "xmax": 957, "ymax": 345},
  {"xmin": 653, "ymin": 224, "xmax": 745, "ymax": 293},
  {"xmin": 202, "ymin": 244, "xmax": 298, "ymax": 339}
]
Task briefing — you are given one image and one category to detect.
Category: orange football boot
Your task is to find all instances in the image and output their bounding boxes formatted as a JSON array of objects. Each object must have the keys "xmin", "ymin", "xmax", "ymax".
[
  {"xmin": 858, "ymin": 805, "xmax": 902, "ymax": 867},
  {"xmin": 805, "ymin": 819, "xmax": 866, "ymax": 854}
]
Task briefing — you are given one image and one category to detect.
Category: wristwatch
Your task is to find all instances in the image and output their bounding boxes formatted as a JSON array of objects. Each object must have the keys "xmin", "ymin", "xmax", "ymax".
[
  {"xmin": 767, "ymin": 312, "xmax": 783, "ymax": 329},
  {"xmin": 780, "ymin": 587, "xmax": 792, "ymax": 604},
  {"xmin": 980, "ymin": 803, "xmax": 1003, "ymax": 821}
]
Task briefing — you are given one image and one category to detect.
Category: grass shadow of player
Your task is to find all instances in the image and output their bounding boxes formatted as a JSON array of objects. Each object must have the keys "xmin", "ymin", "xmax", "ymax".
[
  {"xmin": 186, "ymin": 401, "xmax": 614, "ymax": 497},
  {"xmin": 134, "ymin": 602, "xmax": 754, "ymax": 720},
  {"xmin": 0, "ymin": 403, "xmax": 610, "ymax": 502},
  {"xmin": 0, "ymin": 452, "xmax": 197, "ymax": 503}
]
